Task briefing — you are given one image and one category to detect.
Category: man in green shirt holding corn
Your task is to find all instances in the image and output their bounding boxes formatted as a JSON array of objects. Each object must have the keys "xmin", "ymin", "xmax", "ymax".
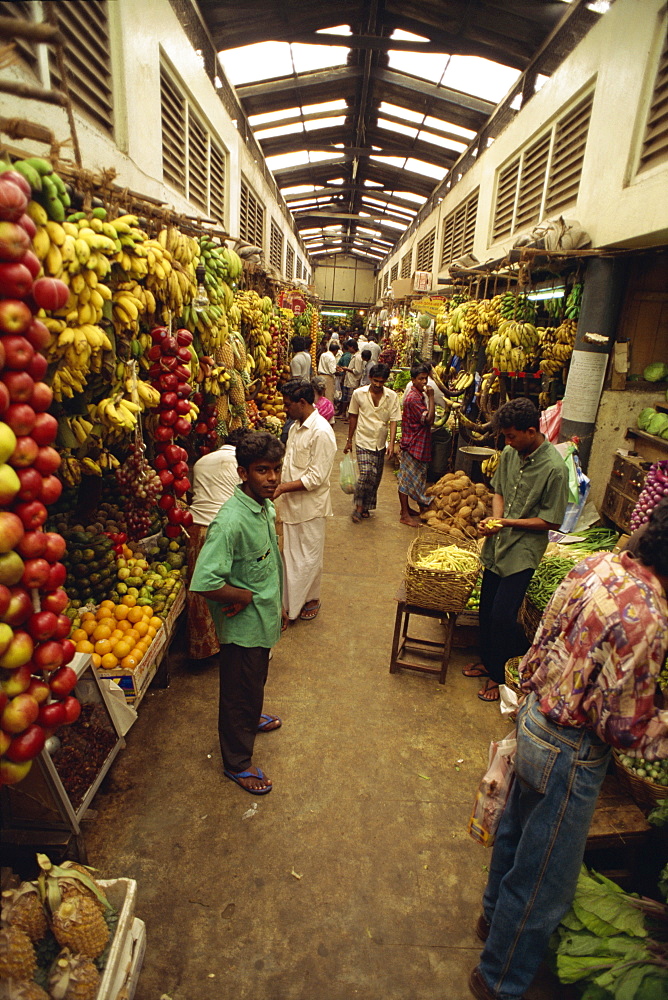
[
  {"xmin": 190, "ymin": 431, "xmax": 286, "ymax": 794},
  {"xmin": 465, "ymin": 398, "xmax": 569, "ymax": 703}
]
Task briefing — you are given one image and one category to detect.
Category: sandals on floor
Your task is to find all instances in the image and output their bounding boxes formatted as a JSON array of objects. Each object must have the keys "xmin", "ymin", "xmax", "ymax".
[
  {"xmin": 462, "ymin": 662, "xmax": 488, "ymax": 678},
  {"xmin": 299, "ymin": 600, "xmax": 321, "ymax": 621},
  {"xmin": 478, "ymin": 680, "xmax": 500, "ymax": 703},
  {"xmin": 223, "ymin": 767, "xmax": 272, "ymax": 795},
  {"xmin": 351, "ymin": 511, "xmax": 363, "ymax": 523},
  {"xmin": 257, "ymin": 713, "xmax": 281, "ymax": 732}
]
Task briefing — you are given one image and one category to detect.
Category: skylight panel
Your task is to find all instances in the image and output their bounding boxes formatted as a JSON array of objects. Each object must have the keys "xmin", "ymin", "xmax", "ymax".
[
  {"xmin": 299, "ymin": 228, "xmax": 321, "ymax": 235},
  {"xmin": 249, "ymin": 107, "xmax": 302, "ymax": 127},
  {"xmin": 363, "ymin": 179, "xmax": 384, "ymax": 187},
  {"xmin": 388, "ymin": 50, "xmax": 450, "ymax": 84},
  {"xmin": 423, "ymin": 116, "xmax": 475, "ymax": 139},
  {"xmin": 440, "ymin": 56, "xmax": 521, "ymax": 103},
  {"xmin": 282, "ymin": 185, "xmax": 317, "ymax": 195},
  {"xmin": 304, "ymin": 116, "xmax": 346, "ymax": 131},
  {"xmin": 219, "ymin": 41, "xmax": 348, "ymax": 87},
  {"xmin": 390, "ymin": 29, "xmax": 430, "ymax": 43},
  {"xmin": 378, "ymin": 218, "xmax": 408, "ymax": 230},
  {"xmin": 377, "ymin": 118, "xmax": 418, "ymax": 139},
  {"xmin": 315, "ymin": 25, "xmax": 352, "ymax": 36},
  {"xmin": 290, "ymin": 42, "xmax": 349, "ymax": 74},
  {"xmin": 370, "ymin": 155, "xmax": 407, "ymax": 169},
  {"xmin": 417, "ymin": 129, "xmax": 467, "ymax": 152},
  {"xmin": 254, "ymin": 122, "xmax": 304, "ymax": 141},
  {"xmin": 379, "ymin": 102, "xmax": 424, "ymax": 125},
  {"xmin": 405, "ymin": 158, "xmax": 447, "ymax": 179},
  {"xmin": 266, "ymin": 150, "xmax": 338, "ymax": 171}
]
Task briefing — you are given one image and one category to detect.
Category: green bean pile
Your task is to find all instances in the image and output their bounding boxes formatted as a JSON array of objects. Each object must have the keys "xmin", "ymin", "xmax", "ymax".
[{"xmin": 526, "ymin": 556, "xmax": 577, "ymax": 611}]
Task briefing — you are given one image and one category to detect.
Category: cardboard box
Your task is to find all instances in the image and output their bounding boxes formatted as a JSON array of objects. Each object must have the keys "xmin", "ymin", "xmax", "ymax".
[{"xmin": 391, "ymin": 278, "xmax": 413, "ymax": 298}]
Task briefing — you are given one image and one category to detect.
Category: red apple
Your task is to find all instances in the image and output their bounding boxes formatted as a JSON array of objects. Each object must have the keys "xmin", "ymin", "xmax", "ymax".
[
  {"xmin": 173, "ymin": 477, "xmax": 191, "ymax": 494},
  {"xmin": 150, "ymin": 326, "xmax": 169, "ymax": 343},
  {"xmin": 30, "ymin": 411, "xmax": 57, "ymax": 446},
  {"xmin": 21, "ymin": 250, "xmax": 41, "ymax": 280},
  {"xmin": 0, "ymin": 551, "xmax": 24, "ymax": 586},
  {"xmin": 0, "ymin": 221, "xmax": 30, "ymax": 262},
  {"xmin": 41, "ymin": 588, "xmax": 68, "ymax": 615},
  {"xmin": 2, "ymin": 370, "xmax": 34, "ymax": 401},
  {"xmin": 9, "ymin": 437, "xmax": 39, "ymax": 469},
  {"xmin": 31, "ymin": 277, "xmax": 69, "ymax": 311},
  {"xmin": 154, "ymin": 453, "xmax": 168, "ymax": 470},
  {"xmin": 164, "ymin": 444, "xmax": 181, "ymax": 464},
  {"xmin": 181, "ymin": 510, "xmax": 194, "ymax": 527},
  {"xmin": 24, "ymin": 317, "xmax": 51, "ymax": 352},
  {"xmin": 0, "ymin": 584, "xmax": 10, "ymax": 618},
  {"xmin": 176, "ymin": 384, "xmax": 192, "ymax": 399},
  {"xmin": 4, "ymin": 723, "xmax": 45, "ymax": 762},
  {"xmin": 176, "ymin": 328, "xmax": 193, "ymax": 346},
  {"xmin": 0, "ymin": 662, "xmax": 32, "ymax": 697},
  {"xmin": 147, "ymin": 344, "xmax": 162, "ymax": 361},
  {"xmin": 0, "ymin": 511, "xmax": 24, "ymax": 553},
  {"xmin": 0, "ymin": 629, "xmax": 33, "ymax": 670},
  {"xmin": 161, "ymin": 391, "xmax": 178, "ymax": 409},
  {"xmin": 171, "ymin": 461, "xmax": 189, "ymax": 478},
  {"xmin": 29, "ymin": 381, "xmax": 53, "ymax": 413},
  {"xmin": 21, "ymin": 558, "xmax": 50, "ymax": 589},
  {"xmin": 33, "ymin": 446, "xmax": 60, "ymax": 475},
  {"xmin": 165, "ymin": 524, "xmax": 181, "ymax": 539},
  {"xmin": 158, "ymin": 469, "xmax": 174, "ymax": 487},
  {"xmin": 26, "ymin": 352, "xmax": 47, "ymax": 381},
  {"xmin": 0, "ymin": 178, "xmax": 28, "ymax": 222},
  {"xmin": 5, "ymin": 402, "xmax": 35, "ymax": 436},
  {"xmin": 42, "ymin": 533, "xmax": 66, "ymax": 562},
  {"xmin": 0, "ymin": 757, "xmax": 32, "ymax": 784},
  {"xmin": 154, "ymin": 425, "xmax": 173, "ymax": 442},
  {"xmin": 167, "ymin": 506, "xmax": 183, "ymax": 525},
  {"xmin": 39, "ymin": 475, "xmax": 62, "ymax": 506},
  {"xmin": 175, "ymin": 399, "xmax": 191, "ymax": 415},
  {"xmin": 18, "ymin": 212, "xmax": 36, "ymax": 238},
  {"xmin": 0, "ymin": 382, "xmax": 8, "ymax": 415},
  {"xmin": 48, "ymin": 663, "xmax": 76, "ymax": 697},
  {"xmin": 17, "ymin": 529, "xmax": 46, "ymax": 558},
  {"xmin": 158, "ymin": 493, "xmax": 174, "ymax": 510},
  {"xmin": 173, "ymin": 418, "xmax": 191, "ymax": 437},
  {"xmin": 61, "ymin": 695, "xmax": 81, "ymax": 724},
  {"xmin": 45, "ymin": 562, "xmax": 66, "ymax": 590},
  {"xmin": 0, "ymin": 262, "xmax": 32, "ymax": 300},
  {"xmin": 1, "ymin": 586, "xmax": 32, "ymax": 626},
  {"xmin": 0, "ymin": 690, "xmax": 38, "ymax": 732},
  {"xmin": 60, "ymin": 638, "xmax": 75, "ymax": 665},
  {"xmin": 160, "ymin": 409, "xmax": 177, "ymax": 427},
  {"xmin": 1, "ymin": 334, "xmax": 34, "ymax": 370},
  {"xmin": 52, "ymin": 614, "xmax": 71, "ymax": 641},
  {"xmin": 0, "ymin": 171, "xmax": 31, "ymax": 200},
  {"xmin": 27, "ymin": 676, "xmax": 50, "ymax": 704},
  {"xmin": 14, "ymin": 500, "xmax": 47, "ymax": 529},
  {"xmin": 26, "ymin": 610, "xmax": 58, "ymax": 642},
  {"xmin": 15, "ymin": 468, "xmax": 43, "ymax": 502},
  {"xmin": 37, "ymin": 700, "xmax": 66, "ymax": 728},
  {"xmin": 159, "ymin": 373, "xmax": 178, "ymax": 392},
  {"xmin": 0, "ymin": 462, "xmax": 20, "ymax": 504},
  {"xmin": 33, "ymin": 640, "xmax": 63, "ymax": 673},
  {"xmin": 0, "ymin": 298, "xmax": 32, "ymax": 335}
]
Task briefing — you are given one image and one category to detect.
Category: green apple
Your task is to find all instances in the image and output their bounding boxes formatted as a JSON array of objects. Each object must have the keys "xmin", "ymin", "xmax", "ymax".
[{"xmin": 0, "ymin": 422, "xmax": 16, "ymax": 465}]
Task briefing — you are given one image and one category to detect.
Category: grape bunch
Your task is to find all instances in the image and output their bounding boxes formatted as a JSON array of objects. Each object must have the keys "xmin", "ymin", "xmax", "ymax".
[{"xmin": 116, "ymin": 445, "xmax": 162, "ymax": 539}]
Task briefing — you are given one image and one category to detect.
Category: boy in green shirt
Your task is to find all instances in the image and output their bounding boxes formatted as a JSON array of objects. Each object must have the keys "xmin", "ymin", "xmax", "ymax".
[{"xmin": 190, "ymin": 432, "xmax": 286, "ymax": 794}]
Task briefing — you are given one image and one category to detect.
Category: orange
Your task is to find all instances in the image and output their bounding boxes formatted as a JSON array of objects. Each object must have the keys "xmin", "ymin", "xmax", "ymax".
[
  {"xmin": 82, "ymin": 619, "xmax": 97, "ymax": 636},
  {"xmin": 117, "ymin": 619, "xmax": 131, "ymax": 632},
  {"xmin": 113, "ymin": 604, "xmax": 129, "ymax": 620},
  {"xmin": 95, "ymin": 609, "xmax": 114, "ymax": 623},
  {"xmin": 121, "ymin": 595, "xmax": 137, "ymax": 608},
  {"xmin": 114, "ymin": 640, "xmax": 132, "ymax": 659},
  {"xmin": 91, "ymin": 652, "xmax": 102, "ymax": 667},
  {"xmin": 110, "ymin": 629, "xmax": 124, "ymax": 640},
  {"xmin": 81, "ymin": 611, "xmax": 96, "ymax": 622},
  {"xmin": 99, "ymin": 600, "xmax": 115, "ymax": 610},
  {"xmin": 71, "ymin": 628, "xmax": 88, "ymax": 643},
  {"xmin": 134, "ymin": 621, "xmax": 149, "ymax": 637},
  {"xmin": 94, "ymin": 639, "xmax": 112, "ymax": 656},
  {"xmin": 92, "ymin": 624, "xmax": 112, "ymax": 641},
  {"xmin": 127, "ymin": 606, "xmax": 143, "ymax": 624},
  {"xmin": 125, "ymin": 629, "xmax": 140, "ymax": 643},
  {"xmin": 146, "ymin": 626, "xmax": 157, "ymax": 639},
  {"xmin": 149, "ymin": 617, "xmax": 162, "ymax": 630},
  {"xmin": 100, "ymin": 652, "xmax": 118, "ymax": 669},
  {"xmin": 120, "ymin": 654, "xmax": 138, "ymax": 669},
  {"xmin": 75, "ymin": 639, "xmax": 94, "ymax": 654},
  {"xmin": 136, "ymin": 637, "xmax": 150, "ymax": 652},
  {"xmin": 141, "ymin": 606, "xmax": 153, "ymax": 618}
]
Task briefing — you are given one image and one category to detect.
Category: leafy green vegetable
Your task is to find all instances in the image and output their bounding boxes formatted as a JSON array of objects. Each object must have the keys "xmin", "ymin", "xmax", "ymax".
[{"xmin": 643, "ymin": 362, "xmax": 668, "ymax": 383}]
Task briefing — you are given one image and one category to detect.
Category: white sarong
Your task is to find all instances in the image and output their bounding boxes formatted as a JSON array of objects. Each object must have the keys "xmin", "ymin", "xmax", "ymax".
[{"xmin": 282, "ymin": 518, "xmax": 326, "ymax": 620}]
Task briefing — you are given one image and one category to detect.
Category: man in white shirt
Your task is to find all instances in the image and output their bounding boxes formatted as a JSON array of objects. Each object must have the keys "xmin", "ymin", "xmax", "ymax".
[
  {"xmin": 342, "ymin": 339, "xmax": 364, "ymax": 417},
  {"xmin": 344, "ymin": 364, "xmax": 401, "ymax": 522},
  {"xmin": 290, "ymin": 336, "xmax": 312, "ymax": 378},
  {"xmin": 273, "ymin": 379, "xmax": 337, "ymax": 622},
  {"xmin": 316, "ymin": 342, "xmax": 337, "ymax": 402},
  {"xmin": 367, "ymin": 334, "xmax": 381, "ymax": 363}
]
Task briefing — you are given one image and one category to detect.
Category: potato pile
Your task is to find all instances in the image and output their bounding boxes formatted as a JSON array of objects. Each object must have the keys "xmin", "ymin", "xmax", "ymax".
[{"xmin": 421, "ymin": 471, "xmax": 491, "ymax": 539}]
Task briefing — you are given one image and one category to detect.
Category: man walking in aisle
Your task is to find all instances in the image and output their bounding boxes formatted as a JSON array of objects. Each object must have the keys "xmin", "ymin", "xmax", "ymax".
[
  {"xmin": 290, "ymin": 336, "xmax": 312, "ymax": 378},
  {"xmin": 397, "ymin": 363, "xmax": 435, "ymax": 526},
  {"xmin": 469, "ymin": 397, "xmax": 568, "ymax": 703},
  {"xmin": 340, "ymin": 339, "xmax": 364, "ymax": 418},
  {"xmin": 344, "ymin": 363, "xmax": 400, "ymax": 523},
  {"xmin": 470, "ymin": 503, "xmax": 668, "ymax": 1000},
  {"xmin": 317, "ymin": 341, "xmax": 337, "ymax": 402},
  {"xmin": 274, "ymin": 379, "xmax": 337, "ymax": 623},
  {"xmin": 190, "ymin": 432, "xmax": 286, "ymax": 796},
  {"xmin": 367, "ymin": 333, "xmax": 381, "ymax": 363}
]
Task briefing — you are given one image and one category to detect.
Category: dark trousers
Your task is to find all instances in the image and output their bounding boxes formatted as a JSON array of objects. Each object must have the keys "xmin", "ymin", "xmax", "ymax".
[
  {"xmin": 218, "ymin": 644, "xmax": 269, "ymax": 772},
  {"xmin": 479, "ymin": 567, "xmax": 534, "ymax": 685}
]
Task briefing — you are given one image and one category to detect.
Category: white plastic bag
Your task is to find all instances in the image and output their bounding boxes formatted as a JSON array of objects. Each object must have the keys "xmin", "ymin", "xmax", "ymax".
[
  {"xmin": 339, "ymin": 453, "xmax": 358, "ymax": 495},
  {"xmin": 468, "ymin": 728, "xmax": 517, "ymax": 846}
]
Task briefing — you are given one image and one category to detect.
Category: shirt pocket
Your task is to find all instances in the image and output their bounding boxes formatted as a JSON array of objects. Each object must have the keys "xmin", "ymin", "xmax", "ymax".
[
  {"xmin": 516, "ymin": 714, "xmax": 560, "ymax": 794},
  {"xmin": 243, "ymin": 544, "xmax": 274, "ymax": 588},
  {"xmin": 290, "ymin": 439, "xmax": 311, "ymax": 475}
]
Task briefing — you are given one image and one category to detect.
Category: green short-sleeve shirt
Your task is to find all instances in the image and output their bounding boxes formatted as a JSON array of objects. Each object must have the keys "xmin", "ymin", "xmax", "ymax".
[
  {"xmin": 189, "ymin": 485, "xmax": 282, "ymax": 648},
  {"xmin": 481, "ymin": 439, "xmax": 569, "ymax": 578}
]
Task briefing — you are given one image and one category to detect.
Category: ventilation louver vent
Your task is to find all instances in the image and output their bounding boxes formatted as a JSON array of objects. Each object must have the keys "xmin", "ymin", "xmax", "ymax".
[
  {"xmin": 638, "ymin": 29, "xmax": 668, "ymax": 173},
  {"xmin": 49, "ymin": 1, "xmax": 113, "ymax": 134}
]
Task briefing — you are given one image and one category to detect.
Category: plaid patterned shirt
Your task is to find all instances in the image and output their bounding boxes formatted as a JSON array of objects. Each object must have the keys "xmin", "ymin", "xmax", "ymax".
[
  {"xmin": 520, "ymin": 551, "xmax": 668, "ymax": 760},
  {"xmin": 400, "ymin": 386, "xmax": 431, "ymax": 463}
]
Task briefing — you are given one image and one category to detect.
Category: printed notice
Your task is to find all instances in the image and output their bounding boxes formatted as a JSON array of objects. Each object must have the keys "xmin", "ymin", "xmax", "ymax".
[{"xmin": 561, "ymin": 349, "xmax": 609, "ymax": 424}]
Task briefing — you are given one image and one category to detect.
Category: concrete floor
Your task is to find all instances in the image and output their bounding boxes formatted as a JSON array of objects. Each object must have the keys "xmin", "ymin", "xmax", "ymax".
[{"xmin": 86, "ymin": 427, "xmax": 569, "ymax": 1000}]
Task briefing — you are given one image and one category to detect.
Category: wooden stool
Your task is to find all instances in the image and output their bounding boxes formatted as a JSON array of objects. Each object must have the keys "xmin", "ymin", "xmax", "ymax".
[{"xmin": 389, "ymin": 583, "xmax": 456, "ymax": 684}]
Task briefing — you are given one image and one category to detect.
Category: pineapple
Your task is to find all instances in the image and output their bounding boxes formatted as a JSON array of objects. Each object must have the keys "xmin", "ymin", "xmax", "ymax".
[
  {"xmin": 229, "ymin": 370, "xmax": 245, "ymax": 408},
  {"xmin": 0, "ymin": 924, "xmax": 36, "ymax": 980},
  {"xmin": 0, "ymin": 981, "xmax": 49, "ymax": 1000},
  {"xmin": 1, "ymin": 885, "xmax": 47, "ymax": 942},
  {"xmin": 58, "ymin": 862, "xmax": 108, "ymax": 915},
  {"xmin": 51, "ymin": 896, "xmax": 109, "ymax": 959},
  {"xmin": 219, "ymin": 341, "xmax": 235, "ymax": 368},
  {"xmin": 48, "ymin": 948, "xmax": 101, "ymax": 1000}
]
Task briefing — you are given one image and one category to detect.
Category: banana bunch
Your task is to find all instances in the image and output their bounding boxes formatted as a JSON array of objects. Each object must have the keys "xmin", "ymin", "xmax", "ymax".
[
  {"xmin": 59, "ymin": 452, "xmax": 83, "ymax": 487},
  {"xmin": 29, "ymin": 205, "xmax": 118, "ymax": 286},
  {"xmin": 478, "ymin": 371, "xmax": 500, "ymax": 396},
  {"xmin": 89, "ymin": 394, "xmax": 143, "ymax": 435},
  {"xmin": 451, "ymin": 370, "xmax": 474, "ymax": 393},
  {"xmin": 235, "ymin": 290, "xmax": 265, "ymax": 344},
  {"xmin": 97, "ymin": 450, "xmax": 121, "ymax": 472},
  {"xmin": 498, "ymin": 292, "xmax": 537, "ymax": 323},
  {"xmin": 565, "ymin": 283, "xmax": 583, "ymax": 320},
  {"xmin": 445, "ymin": 303, "xmax": 477, "ymax": 357},
  {"xmin": 44, "ymin": 321, "xmax": 113, "ymax": 399},
  {"xmin": 474, "ymin": 298, "xmax": 501, "ymax": 337},
  {"xmin": 201, "ymin": 364, "xmax": 231, "ymax": 397},
  {"xmin": 538, "ymin": 319, "xmax": 577, "ymax": 374},
  {"xmin": 486, "ymin": 320, "xmax": 539, "ymax": 371},
  {"xmin": 2, "ymin": 156, "xmax": 70, "ymax": 220},
  {"xmin": 111, "ymin": 280, "xmax": 156, "ymax": 332},
  {"xmin": 125, "ymin": 375, "xmax": 161, "ymax": 409},
  {"xmin": 68, "ymin": 415, "xmax": 94, "ymax": 446},
  {"xmin": 81, "ymin": 456, "xmax": 104, "ymax": 476},
  {"xmin": 482, "ymin": 452, "xmax": 501, "ymax": 478},
  {"xmin": 157, "ymin": 227, "xmax": 200, "ymax": 267},
  {"xmin": 183, "ymin": 299, "xmax": 229, "ymax": 351}
]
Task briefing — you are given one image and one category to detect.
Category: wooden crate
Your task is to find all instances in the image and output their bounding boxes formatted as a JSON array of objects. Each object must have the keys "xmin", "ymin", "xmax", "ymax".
[
  {"xmin": 601, "ymin": 483, "xmax": 636, "ymax": 532},
  {"xmin": 609, "ymin": 455, "xmax": 647, "ymax": 500}
]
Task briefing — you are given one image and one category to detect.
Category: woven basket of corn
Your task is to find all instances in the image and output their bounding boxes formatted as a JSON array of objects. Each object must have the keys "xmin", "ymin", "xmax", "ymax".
[{"xmin": 404, "ymin": 529, "xmax": 480, "ymax": 612}]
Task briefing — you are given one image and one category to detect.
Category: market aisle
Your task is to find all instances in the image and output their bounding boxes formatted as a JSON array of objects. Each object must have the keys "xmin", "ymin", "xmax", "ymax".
[{"xmin": 87, "ymin": 428, "xmax": 567, "ymax": 1000}]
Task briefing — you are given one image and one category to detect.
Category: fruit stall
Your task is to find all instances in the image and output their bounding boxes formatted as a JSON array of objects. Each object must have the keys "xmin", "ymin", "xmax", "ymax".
[{"xmin": 0, "ymin": 151, "xmax": 320, "ymax": 818}]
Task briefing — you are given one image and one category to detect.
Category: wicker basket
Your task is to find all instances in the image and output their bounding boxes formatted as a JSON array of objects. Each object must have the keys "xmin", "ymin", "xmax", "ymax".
[
  {"xmin": 519, "ymin": 596, "xmax": 542, "ymax": 642},
  {"xmin": 504, "ymin": 657, "xmax": 523, "ymax": 696},
  {"xmin": 613, "ymin": 750, "xmax": 668, "ymax": 811},
  {"xmin": 404, "ymin": 529, "xmax": 480, "ymax": 612}
]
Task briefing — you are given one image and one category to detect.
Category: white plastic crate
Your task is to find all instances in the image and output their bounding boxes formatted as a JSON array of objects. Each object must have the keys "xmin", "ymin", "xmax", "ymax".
[{"xmin": 96, "ymin": 878, "xmax": 137, "ymax": 1000}]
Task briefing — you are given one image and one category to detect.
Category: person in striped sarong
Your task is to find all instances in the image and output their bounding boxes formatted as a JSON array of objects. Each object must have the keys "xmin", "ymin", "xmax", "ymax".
[
  {"xmin": 344, "ymin": 364, "xmax": 401, "ymax": 522},
  {"xmin": 398, "ymin": 363, "xmax": 435, "ymax": 526}
]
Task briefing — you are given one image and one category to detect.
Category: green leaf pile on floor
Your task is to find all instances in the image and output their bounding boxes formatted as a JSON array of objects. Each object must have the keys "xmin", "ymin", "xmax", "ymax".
[{"xmin": 549, "ymin": 866, "xmax": 668, "ymax": 999}]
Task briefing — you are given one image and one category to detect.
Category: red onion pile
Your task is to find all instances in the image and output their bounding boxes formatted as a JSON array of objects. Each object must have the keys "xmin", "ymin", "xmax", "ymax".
[{"xmin": 629, "ymin": 460, "xmax": 668, "ymax": 531}]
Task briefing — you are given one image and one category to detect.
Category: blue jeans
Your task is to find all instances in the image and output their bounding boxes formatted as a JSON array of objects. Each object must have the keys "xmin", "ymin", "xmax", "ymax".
[{"xmin": 479, "ymin": 693, "xmax": 610, "ymax": 999}]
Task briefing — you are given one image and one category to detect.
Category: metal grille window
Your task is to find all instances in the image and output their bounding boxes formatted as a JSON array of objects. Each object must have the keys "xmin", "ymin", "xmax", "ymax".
[
  {"xmin": 638, "ymin": 28, "xmax": 668, "ymax": 173},
  {"xmin": 209, "ymin": 139, "xmax": 226, "ymax": 225},
  {"xmin": 0, "ymin": 1, "xmax": 38, "ymax": 75},
  {"xmin": 160, "ymin": 65, "xmax": 186, "ymax": 195},
  {"xmin": 269, "ymin": 220, "xmax": 284, "ymax": 271},
  {"xmin": 401, "ymin": 250, "xmax": 412, "ymax": 278},
  {"xmin": 240, "ymin": 181, "xmax": 264, "ymax": 248},
  {"xmin": 416, "ymin": 229, "xmax": 436, "ymax": 272},
  {"xmin": 515, "ymin": 134, "xmax": 551, "ymax": 230},
  {"xmin": 390, "ymin": 263, "xmax": 399, "ymax": 282},
  {"xmin": 441, "ymin": 190, "xmax": 478, "ymax": 268},
  {"xmin": 187, "ymin": 109, "xmax": 208, "ymax": 214},
  {"xmin": 493, "ymin": 158, "xmax": 520, "ymax": 240},
  {"xmin": 545, "ymin": 92, "xmax": 594, "ymax": 213},
  {"xmin": 286, "ymin": 244, "xmax": 294, "ymax": 280},
  {"xmin": 49, "ymin": 1, "xmax": 113, "ymax": 134}
]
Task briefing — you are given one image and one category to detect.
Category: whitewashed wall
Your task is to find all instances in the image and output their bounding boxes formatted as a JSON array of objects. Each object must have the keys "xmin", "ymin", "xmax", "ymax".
[{"xmin": 313, "ymin": 255, "xmax": 376, "ymax": 305}]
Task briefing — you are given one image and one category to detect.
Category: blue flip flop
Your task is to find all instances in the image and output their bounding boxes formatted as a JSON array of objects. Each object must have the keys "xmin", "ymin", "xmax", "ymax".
[
  {"xmin": 224, "ymin": 767, "xmax": 272, "ymax": 795},
  {"xmin": 257, "ymin": 713, "xmax": 282, "ymax": 732}
]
